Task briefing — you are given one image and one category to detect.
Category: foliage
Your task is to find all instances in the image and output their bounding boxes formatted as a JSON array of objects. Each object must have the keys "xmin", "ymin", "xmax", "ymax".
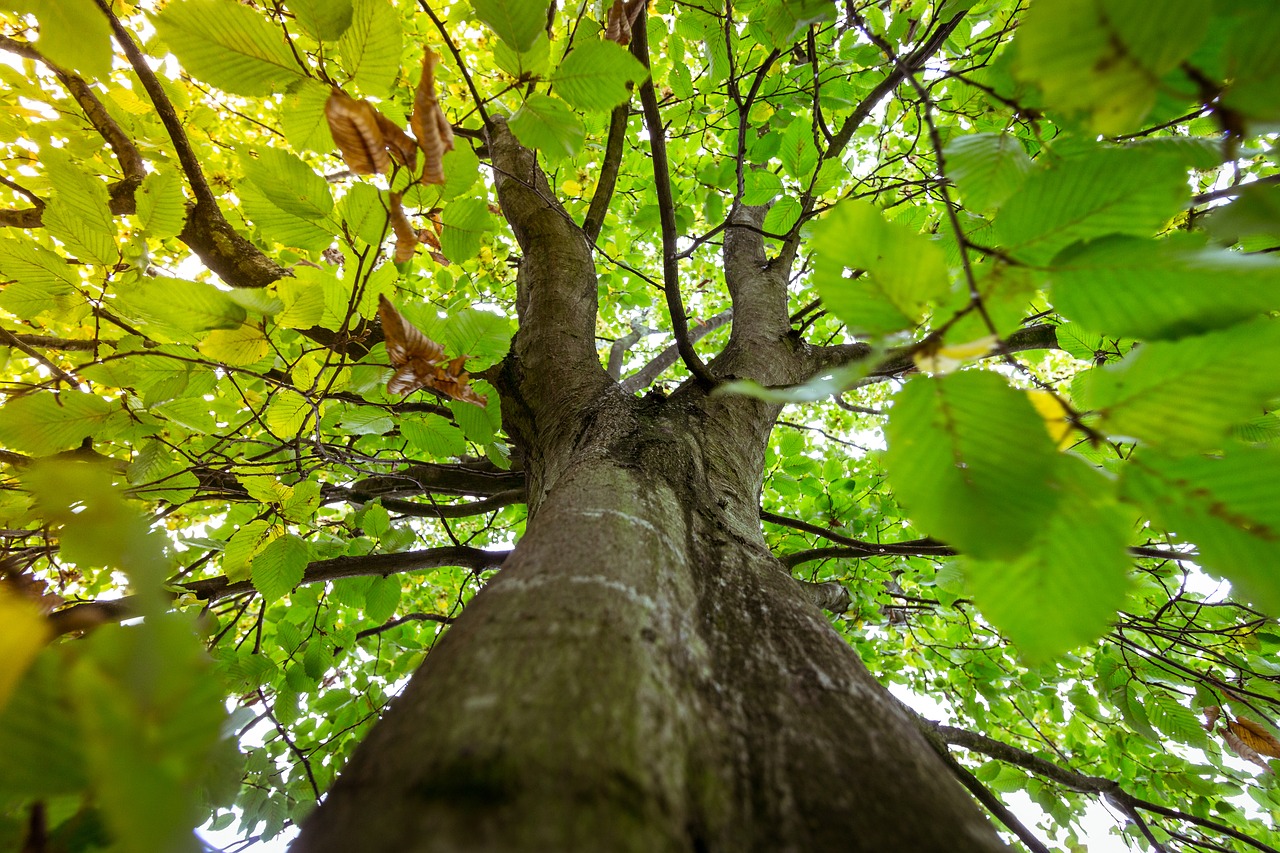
[{"xmin": 0, "ymin": 0, "xmax": 1279, "ymax": 850}]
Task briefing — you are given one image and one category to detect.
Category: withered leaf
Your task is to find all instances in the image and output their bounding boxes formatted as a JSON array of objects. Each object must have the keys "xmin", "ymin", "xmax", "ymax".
[
  {"xmin": 388, "ymin": 193, "xmax": 420, "ymax": 263},
  {"xmin": 326, "ymin": 90, "xmax": 390, "ymax": 175},
  {"xmin": 1229, "ymin": 717, "xmax": 1280, "ymax": 760},
  {"xmin": 604, "ymin": 0, "xmax": 645, "ymax": 46},
  {"xmin": 378, "ymin": 295, "xmax": 487, "ymax": 406},
  {"xmin": 377, "ymin": 112, "xmax": 419, "ymax": 171},
  {"xmin": 411, "ymin": 48, "xmax": 454, "ymax": 185},
  {"xmin": 1224, "ymin": 723, "xmax": 1275, "ymax": 774}
]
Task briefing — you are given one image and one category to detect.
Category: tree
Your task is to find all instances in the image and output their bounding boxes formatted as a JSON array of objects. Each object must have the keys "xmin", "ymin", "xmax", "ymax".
[{"xmin": 1, "ymin": 0, "xmax": 1280, "ymax": 850}]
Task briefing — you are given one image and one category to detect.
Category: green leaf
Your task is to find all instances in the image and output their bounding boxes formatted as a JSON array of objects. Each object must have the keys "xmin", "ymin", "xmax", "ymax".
[
  {"xmin": 285, "ymin": 0, "xmax": 353, "ymax": 40},
  {"xmin": 944, "ymin": 133, "xmax": 1033, "ymax": 213},
  {"xmin": 762, "ymin": 196, "xmax": 801, "ymax": 235},
  {"xmin": 550, "ymin": 39, "xmax": 647, "ymax": 113},
  {"xmin": 117, "ymin": 276, "xmax": 248, "ymax": 336},
  {"xmin": 337, "ymin": 0, "xmax": 402, "ymax": 98},
  {"xmin": 994, "ymin": 147, "xmax": 1187, "ymax": 264},
  {"xmin": 241, "ymin": 147, "xmax": 335, "ymax": 221},
  {"xmin": 154, "ymin": 0, "xmax": 306, "ymax": 96},
  {"xmin": 199, "ymin": 324, "xmax": 270, "ymax": 366},
  {"xmin": 266, "ymin": 389, "xmax": 314, "ymax": 435},
  {"xmin": 21, "ymin": 0, "xmax": 112, "ymax": 78},
  {"xmin": 439, "ymin": 197, "xmax": 495, "ymax": 263},
  {"xmin": 363, "ymin": 575, "xmax": 400, "ymax": 623},
  {"xmin": 1147, "ymin": 690, "xmax": 1211, "ymax": 750},
  {"xmin": 1012, "ymin": 0, "xmax": 1211, "ymax": 133},
  {"xmin": 222, "ymin": 520, "xmax": 277, "ymax": 580},
  {"xmin": 1077, "ymin": 319, "xmax": 1280, "ymax": 452},
  {"xmin": 240, "ymin": 182, "xmax": 337, "ymax": 253},
  {"xmin": 1051, "ymin": 235, "xmax": 1280, "ymax": 340},
  {"xmin": 281, "ymin": 79, "xmax": 338, "ymax": 153},
  {"xmin": 964, "ymin": 458, "xmax": 1131, "ymax": 661},
  {"xmin": 442, "ymin": 308, "xmax": 514, "ymax": 366},
  {"xmin": 473, "ymin": 0, "xmax": 549, "ymax": 53},
  {"xmin": 742, "ymin": 169, "xmax": 782, "ymax": 205},
  {"xmin": 508, "ymin": 94, "xmax": 585, "ymax": 160},
  {"xmin": 0, "ymin": 654, "xmax": 87, "ymax": 798},
  {"xmin": 276, "ymin": 274, "xmax": 327, "ymax": 329},
  {"xmin": 0, "ymin": 391, "xmax": 117, "ymax": 456},
  {"xmin": 779, "ymin": 120, "xmax": 818, "ymax": 181},
  {"xmin": 41, "ymin": 149, "xmax": 117, "ymax": 266},
  {"xmin": 884, "ymin": 372, "xmax": 1062, "ymax": 559},
  {"xmin": 812, "ymin": 199, "xmax": 950, "ymax": 337},
  {"xmin": 751, "ymin": 0, "xmax": 837, "ymax": 49},
  {"xmin": 450, "ymin": 395, "xmax": 497, "ymax": 444},
  {"xmin": 400, "ymin": 416, "xmax": 466, "ymax": 458},
  {"xmin": 251, "ymin": 534, "xmax": 311, "ymax": 601},
  {"xmin": 1122, "ymin": 447, "xmax": 1280, "ymax": 613},
  {"xmin": 135, "ymin": 169, "xmax": 188, "ymax": 239}
]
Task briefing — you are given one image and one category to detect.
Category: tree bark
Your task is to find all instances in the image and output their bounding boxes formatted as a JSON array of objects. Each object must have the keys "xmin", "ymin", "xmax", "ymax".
[
  {"xmin": 295, "ymin": 387, "xmax": 1006, "ymax": 851},
  {"xmin": 294, "ymin": 117, "xmax": 1006, "ymax": 853}
]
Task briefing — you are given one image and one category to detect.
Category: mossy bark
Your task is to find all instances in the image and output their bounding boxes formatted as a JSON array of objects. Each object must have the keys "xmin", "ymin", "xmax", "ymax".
[
  {"xmin": 294, "ymin": 389, "xmax": 1006, "ymax": 852},
  {"xmin": 294, "ymin": 119, "xmax": 1006, "ymax": 852}
]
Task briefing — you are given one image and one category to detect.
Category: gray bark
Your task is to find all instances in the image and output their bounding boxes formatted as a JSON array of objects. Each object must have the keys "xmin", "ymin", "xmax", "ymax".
[{"xmin": 293, "ymin": 120, "xmax": 1008, "ymax": 853}]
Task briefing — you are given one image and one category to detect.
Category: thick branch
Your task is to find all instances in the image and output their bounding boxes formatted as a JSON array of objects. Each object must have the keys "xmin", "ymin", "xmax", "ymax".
[
  {"xmin": 93, "ymin": 0, "xmax": 286, "ymax": 289},
  {"xmin": 489, "ymin": 117, "xmax": 608, "ymax": 401},
  {"xmin": 933, "ymin": 723, "xmax": 1279, "ymax": 853},
  {"xmin": 349, "ymin": 462, "xmax": 525, "ymax": 499},
  {"xmin": 373, "ymin": 489, "xmax": 525, "ymax": 519},
  {"xmin": 582, "ymin": 103, "xmax": 631, "ymax": 244},
  {"xmin": 722, "ymin": 203, "xmax": 795, "ymax": 363},
  {"xmin": 633, "ymin": 16, "xmax": 716, "ymax": 389},
  {"xmin": 619, "ymin": 309, "xmax": 733, "ymax": 393},
  {"xmin": 0, "ymin": 34, "xmax": 144, "ymax": 218},
  {"xmin": 804, "ymin": 322, "xmax": 1060, "ymax": 383},
  {"xmin": 47, "ymin": 546, "xmax": 510, "ymax": 636}
]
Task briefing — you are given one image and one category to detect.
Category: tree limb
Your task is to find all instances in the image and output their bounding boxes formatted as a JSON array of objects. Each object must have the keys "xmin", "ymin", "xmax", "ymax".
[
  {"xmin": 932, "ymin": 722, "xmax": 1279, "ymax": 853},
  {"xmin": 583, "ymin": 102, "xmax": 632, "ymax": 243},
  {"xmin": 47, "ymin": 546, "xmax": 510, "ymax": 636},
  {"xmin": 632, "ymin": 13, "xmax": 716, "ymax": 389},
  {"xmin": 0, "ymin": 33, "xmax": 144, "ymax": 220},
  {"xmin": 92, "ymin": 0, "xmax": 286, "ymax": 290},
  {"xmin": 489, "ymin": 117, "xmax": 609, "ymax": 408},
  {"xmin": 619, "ymin": 309, "xmax": 733, "ymax": 393}
]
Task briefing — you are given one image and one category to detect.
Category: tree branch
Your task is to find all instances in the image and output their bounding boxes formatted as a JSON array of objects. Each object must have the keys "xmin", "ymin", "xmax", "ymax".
[
  {"xmin": 348, "ymin": 462, "xmax": 525, "ymax": 499},
  {"xmin": 370, "ymin": 489, "xmax": 525, "ymax": 519},
  {"xmin": 619, "ymin": 309, "xmax": 733, "ymax": 393},
  {"xmin": 583, "ymin": 103, "xmax": 632, "ymax": 244},
  {"xmin": 92, "ymin": 0, "xmax": 286, "ymax": 289},
  {"xmin": 932, "ymin": 722, "xmax": 1279, "ymax": 853},
  {"xmin": 804, "ymin": 322, "xmax": 1061, "ymax": 384},
  {"xmin": 47, "ymin": 546, "xmax": 510, "ymax": 636},
  {"xmin": 633, "ymin": 13, "xmax": 716, "ymax": 390},
  {"xmin": 489, "ymin": 117, "xmax": 609, "ymax": 405},
  {"xmin": 0, "ymin": 34, "xmax": 144, "ymax": 220}
]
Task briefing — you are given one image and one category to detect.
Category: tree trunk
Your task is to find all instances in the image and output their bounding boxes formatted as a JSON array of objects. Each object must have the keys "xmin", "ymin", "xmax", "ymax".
[{"xmin": 294, "ymin": 380, "xmax": 1007, "ymax": 852}]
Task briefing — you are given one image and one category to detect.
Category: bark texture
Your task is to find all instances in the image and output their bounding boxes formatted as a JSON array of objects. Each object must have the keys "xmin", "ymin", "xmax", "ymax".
[{"xmin": 294, "ymin": 121, "xmax": 1008, "ymax": 853}]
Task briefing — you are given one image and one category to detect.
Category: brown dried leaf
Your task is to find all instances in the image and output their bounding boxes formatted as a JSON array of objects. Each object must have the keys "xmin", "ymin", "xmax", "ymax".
[
  {"xmin": 435, "ymin": 356, "xmax": 487, "ymax": 407},
  {"xmin": 1230, "ymin": 717, "xmax": 1280, "ymax": 759},
  {"xmin": 379, "ymin": 294, "xmax": 446, "ymax": 395},
  {"xmin": 1223, "ymin": 724, "xmax": 1276, "ymax": 773},
  {"xmin": 377, "ymin": 296, "xmax": 487, "ymax": 406},
  {"xmin": 411, "ymin": 49, "xmax": 454, "ymax": 185},
  {"xmin": 388, "ymin": 193, "xmax": 420, "ymax": 263},
  {"xmin": 326, "ymin": 90, "xmax": 390, "ymax": 175},
  {"xmin": 1202, "ymin": 705, "xmax": 1221, "ymax": 731},
  {"xmin": 604, "ymin": 0, "xmax": 645, "ymax": 45},
  {"xmin": 376, "ymin": 112, "xmax": 419, "ymax": 171}
]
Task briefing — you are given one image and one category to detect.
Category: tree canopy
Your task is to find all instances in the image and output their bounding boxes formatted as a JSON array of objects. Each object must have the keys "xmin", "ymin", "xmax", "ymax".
[{"xmin": 1, "ymin": 0, "xmax": 1280, "ymax": 851}]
